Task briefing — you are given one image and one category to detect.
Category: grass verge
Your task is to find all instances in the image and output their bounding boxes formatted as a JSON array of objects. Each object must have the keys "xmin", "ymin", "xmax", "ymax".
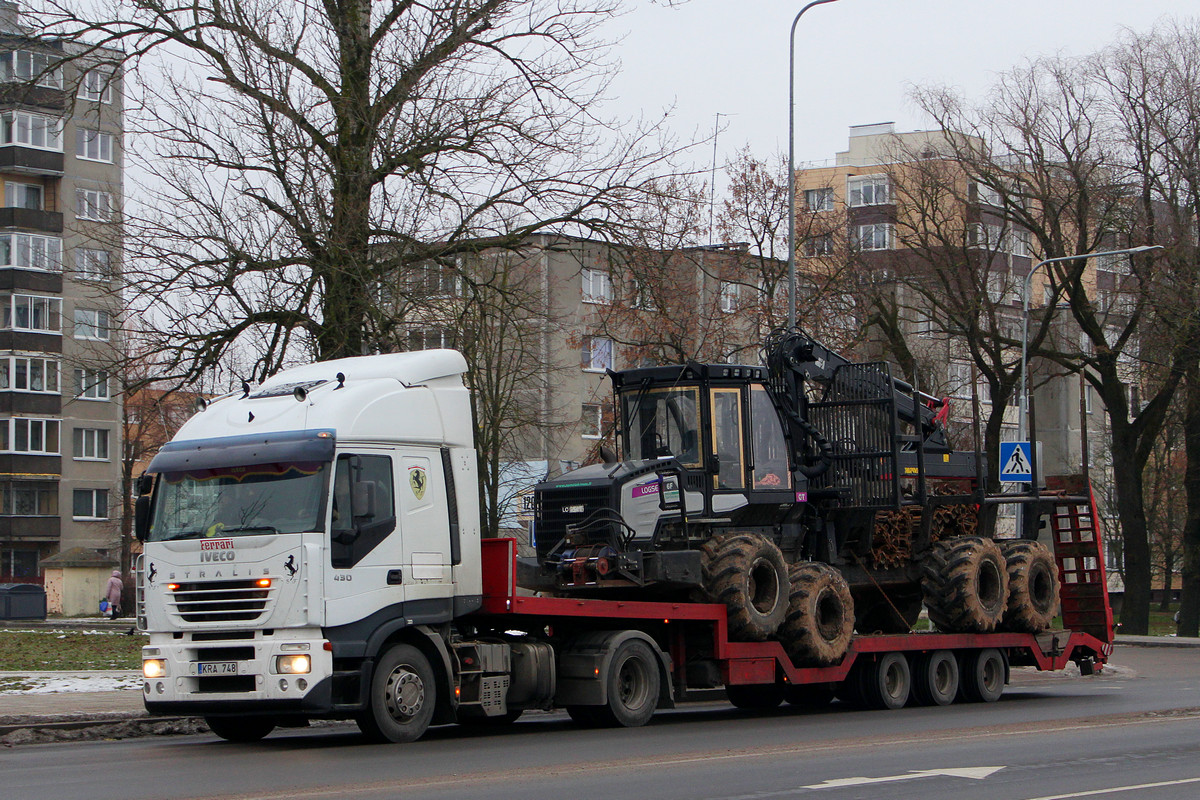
[{"xmin": 0, "ymin": 629, "xmax": 145, "ymax": 671}]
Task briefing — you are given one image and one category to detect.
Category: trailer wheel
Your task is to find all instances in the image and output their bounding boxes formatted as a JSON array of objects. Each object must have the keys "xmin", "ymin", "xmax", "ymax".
[
  {"xmin": 922, "ymin": 536, "xmax": 1009, "ymax": 633},
  {"xmin": 704, "ymin": 533, "xmax": 789, "ymax": 641},
  {"xmin": 861, "ymin": 653, "xmax": 911, "ymax": 710},
  {"xmin": 780, "ymin": 562, "xmax": 854, "ymax": 665},
  {"xmin": 999, "ymin": 540, "xmax": 1060, "ymax": 633},
  {"xmin": 726, "ymin": 683, "xmax": 784, "ymax": 709},
  {"xmin": 782, "ymin": 682, "xmax": 836, "ymax": 709},
  {"xmin": 205, "ymin": 715, "xmax": 275, "ymax": 742},
  {"xmin": 959, "ymin": 648, "xmax": 1007, "ymax": 703},
  {"xmin": 910, "ymin": 650, "xmax": 959, "ymax": 706},
  {"xmin": 357, "ymin": 643, "xmax": 437, "ymax": 743},
  {"xmin": 593, "ymin": 639, "xmax": 660, "ymax": 728}
]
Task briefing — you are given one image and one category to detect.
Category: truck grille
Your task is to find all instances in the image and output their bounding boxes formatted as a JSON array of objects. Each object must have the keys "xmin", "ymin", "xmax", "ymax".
[{"xmin": 167, "ymin": 580, "xmax": 275, "ymax": 623}]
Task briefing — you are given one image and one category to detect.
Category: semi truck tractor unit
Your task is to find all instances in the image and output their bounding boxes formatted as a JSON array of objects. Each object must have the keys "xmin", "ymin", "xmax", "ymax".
[{"xmin": 134, "ymin": 346, "xmax": 1113, "ymax": 744}]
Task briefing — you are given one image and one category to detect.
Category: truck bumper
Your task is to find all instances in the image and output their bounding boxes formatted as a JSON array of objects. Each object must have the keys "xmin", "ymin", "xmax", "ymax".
[{"xmin": 141, "ymin": 631, "xmax": 336, "ymax": 717}]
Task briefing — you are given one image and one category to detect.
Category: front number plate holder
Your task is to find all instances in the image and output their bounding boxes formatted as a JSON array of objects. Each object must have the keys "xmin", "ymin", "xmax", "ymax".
[{"xmin": 191, "ymin": 661, "xmax": 240, "ymax": 676}]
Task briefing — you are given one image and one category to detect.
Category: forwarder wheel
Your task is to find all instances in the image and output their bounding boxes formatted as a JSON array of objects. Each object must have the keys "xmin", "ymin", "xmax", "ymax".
[
  {"xmin": 861, "ymin": 653, "xmax": 911, "ymax": 710},
  {"xmin": 922, "ymin": 536, "xmax": 1009, "ymax": 633},
  {"xmin": 999, "ymin": 540, "xmax": 1060, "ymax": 633},
  {"xmin": 725, "ymin": 683, "xmax": 784, "ymax": 709},
  {"xmin": 959, "ymin": 648, "xmax": 1007, "ymax": 703},
  {"xmin": 910, "ymin": 650, "xmax": 959, "ymax": 706},
  {"xmin": 357, "ymin": 643, "xmax": 436, "ymax": 743},
  {"xmin": 779, "ymin": 562, "xmax": 854, "ymax": 666},
  {"xmin": 205, "ymin": 715, "xmax": 276, "ymax": 742},
  {"xmin": 592, "ymin": 639, "xmax": 661, "ymax": 728},
  {"xmin": 703, "ymin": 533, "xmax": 789, "ymax": 641}
]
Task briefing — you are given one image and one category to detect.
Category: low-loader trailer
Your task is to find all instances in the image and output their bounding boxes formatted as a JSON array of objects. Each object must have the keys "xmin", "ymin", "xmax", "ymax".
[{"xmin": 134, "ymin": 348, "xmax": 1113, "ymax": 742}]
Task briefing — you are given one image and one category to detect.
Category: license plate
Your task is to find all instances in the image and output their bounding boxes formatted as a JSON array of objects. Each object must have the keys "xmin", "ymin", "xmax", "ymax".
[{"xmin": 194, "ymin": 661, "xmax": 239, "ymax": 676}]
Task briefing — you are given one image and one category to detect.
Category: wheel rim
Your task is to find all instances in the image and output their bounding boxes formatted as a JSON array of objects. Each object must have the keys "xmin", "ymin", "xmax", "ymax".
[
  {"xmin": 617, "ymin": 656, "xmax": 651, "ymax": 710},
  {"xmin": 933, "ymin": 658, "xmax": 953, "ymax": 695},
  {"xmin": 815, "ymin": 588, "xmax": 845, "ymax": 643},
  {"xmin": 384, "ymin": 664, "xmax": 425, "ymax": 722},
  {"xmin": 1030, "ymin": 564, "xmax": 1055, "ymax": 612},
  {"xmin": 981, "ymin": 655, "xmax": 1002, "ymax": 693},
  {"xmin": 883, "ymin": 661, "xmax": 904, "ymax": 701},
  {"xmin": 978, "ymin": 558, "xmax": 1004, "ymax": 611},
  {"xmin": 749, "ymin": 558, "xmax": 780, "ymax": 614}
]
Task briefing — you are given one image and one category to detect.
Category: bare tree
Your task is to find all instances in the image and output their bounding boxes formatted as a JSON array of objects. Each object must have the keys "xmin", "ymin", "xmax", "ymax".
[{"xmin": 44, "ymin": 0, "xmax": 684, "ymax": 383}]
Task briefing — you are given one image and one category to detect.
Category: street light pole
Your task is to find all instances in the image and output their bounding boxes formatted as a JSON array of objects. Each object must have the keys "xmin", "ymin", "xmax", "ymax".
[{"xmin": 787, "ymin": 0, "xmax": 841, "ymax": 330}]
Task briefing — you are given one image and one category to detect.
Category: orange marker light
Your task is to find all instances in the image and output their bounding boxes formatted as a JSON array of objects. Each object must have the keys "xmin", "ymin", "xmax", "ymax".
[
  {"xmin": 167, "ymin": 583, "xmax": 179, "ymax": 591},
  {"xmin": 256, "ymin": 578, "xmax": 272, "ymax": 588}
]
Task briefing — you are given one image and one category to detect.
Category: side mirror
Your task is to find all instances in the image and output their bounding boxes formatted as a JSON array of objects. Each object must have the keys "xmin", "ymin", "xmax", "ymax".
[
  {"xmin": 136, "ymin": 473, "xmax": 154, "ymax": 495},
  {"xmin": 134, "ymin": 494, "xmax": 152, "ymax": 542}
]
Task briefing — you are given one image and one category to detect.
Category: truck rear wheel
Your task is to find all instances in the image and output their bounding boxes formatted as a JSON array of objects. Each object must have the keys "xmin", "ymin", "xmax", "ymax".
[
  {"xmin": 922, "ymin": 536, "xmax": 1008, "ymax": 633},
  {"xmin": 357, "ymin": 643, "xmax": 436, "ymax": 743},
  {"xmin": 592, "ymin": 638, "xmax": 660, "ymax": 728},
  {"xmin": 861, "ymin": 653, "xmax": 911, "ymax": 710},
  {"xmin": 779, "ymin": 562, "xmax": 854, "ymax": 665},
  {"xmin": 959, "ymin": 648, "xmax": 1006, "ymax": 703},
  {"xmin": 704, "ymin": 533, "xmax": 789, "ymax": 641},
  {"xmin": 910, "ymin": 650, "xmax": 959, "ymax": 706},
  {"xmin": 1000, "ymin": 540, "xmax": 1060, "ymax": 633},
  {"xmin": 205, "ymin": 715, "xmax": 275, "ymax": 742}
]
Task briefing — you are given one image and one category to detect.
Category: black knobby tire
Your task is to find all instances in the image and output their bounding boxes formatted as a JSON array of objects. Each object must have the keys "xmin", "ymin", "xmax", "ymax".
[
  {"xmin": 726, "ymin": 683, "xmax": 784, "ymax": 709},
  {"xmin": 910, "ymin": 650, "xmax": 959, "ymax": 706},
  {"xmin": 959, "ymin": 648, "xmax": 1007, "ymax": 703},
  {"xmin": 922, "ymin": 536, "xmax": 1009, "ymax": 633},
  {"xmin": 779, "ymin": 562, "xmax": 854, "ymax": 666},
  {"xmin": 999, "ymin": 540, "xmax": 1060, "ymax": 633},
  {"xmin": 853, "ymin": 586, "xmax": 923, "ymax": 634},
  {"xmin": 357, "ymin": 643, "xmax": 437, "ymax": 743},
  {"xmin": 861, "ymin": 653, "xmax": 911, "ymax": 710},
  {"xmin": 592, "ymin": 638, "xmax": 661, "ymax": 728},
  {"xmin": 782, "ymin": 683, "xmax": 836, "ymax": 709},
  {"xmin": 703, "ymin": 533, "xmax": 789, "ymax": 641},
  {"xmin": 205, "ymin": 715, "xmax": 276, "ymax": 742}
]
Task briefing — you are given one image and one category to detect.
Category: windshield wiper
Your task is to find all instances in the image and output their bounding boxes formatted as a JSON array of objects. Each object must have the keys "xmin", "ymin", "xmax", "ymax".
[
  {"xmin": 164, "ymin": 531, "xmax": 206, "ymax": 541},
  {"xmin": 218, "ymin": 526, "xmax": 280, "ymax": 535}
]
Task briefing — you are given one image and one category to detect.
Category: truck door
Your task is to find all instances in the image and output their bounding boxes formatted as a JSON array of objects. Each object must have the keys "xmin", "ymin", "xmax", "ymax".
[{"xmin": 396, "ymin": 448, "xmax": 453, "ymax": 602}]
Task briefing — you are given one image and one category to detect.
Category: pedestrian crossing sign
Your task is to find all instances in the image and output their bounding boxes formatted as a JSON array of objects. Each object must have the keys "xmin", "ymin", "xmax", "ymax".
[{"xmin": 999, "ymin": 441, "xmax": 1033, "ymax": 482}]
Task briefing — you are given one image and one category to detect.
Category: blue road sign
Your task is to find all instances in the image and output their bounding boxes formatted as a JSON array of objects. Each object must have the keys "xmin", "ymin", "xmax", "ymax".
[{"xmin": 999, "ymin": 441, "xmax": 1033, "ymax": 482}]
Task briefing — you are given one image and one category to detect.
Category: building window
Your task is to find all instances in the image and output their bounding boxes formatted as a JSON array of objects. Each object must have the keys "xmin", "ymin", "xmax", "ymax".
[
  {"xmin": 75, "ymin": 249, "xmax": 112, "ymax": 281},
  {"xmin": 972, "ymin": 182, "xmax": 1003, "ymax": 207},
  {"xmin": 581, "ymin": 403, "xmax": 603, "ymax": 438},
  {"xmin": 0, "ymin": 50, "xmax": 62, "ymax": 88},
  {"xmin": 73, "ymin": 427, "xmax": 110, "ymax": 460},
  {"xmin": 1009, "ymin": 228, "xmax": 1032, "ymax": 257},
  {"xmin": 0, "ymin": 417, "xmax": 60, "ymax": 454},
  {"xmin": 77, "ymin": 70, "xmax": 112, "ymax": 103},
  {"xmin": 986, "ymin": 271, "xmax": 1014, "ymax": 305},
  {"xmin": 914, "ymin": 308, "xmax": 934, "ymax": 337},
  {"xmin": 581, "ymin": 336, "xmax": 613, "ymax": 372},
  {"xmin": 854, "ymin": 223, "xmax": 893, "ymax": 251},
  {"xmin": 847, "ymin": 175, "xmax": 890, "ymax": 207},
  {"xmin": 408, "ymin": 262, "xmax": 462, "ymax": 297},
  {"xmin": 804, "ymin": 233, "xmax": 834, "ymax": 257},
  {"xmin": 74, "ymin": 367, "xmax": 110, "ymax": 400},
  {"xmin": 1, "ymin": 294, "xmax": 62, "ymax": 333},
  {"xmin": 582, "ymin": 268, "xmax": 612, "ymax": 305},
  {"xmin": 4, "ymin": 181, "xmax": 43, "ymax": 210},
  {"xmin": 631, "ymin": 278, "xmax": 656, "ymax": 311},
  {"xmin": 73, "ymin": 488, "xmax": 109, "ymax": 520},
  {"xmin": 405, "ymin": 327, "xmax": 454, "ymax": 350},
  {"xmin": 0, "ymin": 233, "xmax": 62, "ymax": 272},
  {"xmin": 947, "ymin": 360, "xmax": 973, "ymax": 400},
  {"xmin": 805, "ymin": 187, "xmax": 834, "ymax": 212},
  {"xmin": 0, "ymin": 356, "xmax": 59, "ymax": 393},
  {"xmin": 76, "ymin": 129, "xmax": 114, "ymax": 163},
  {"xmin": 0, "ymin": 110, "xmax": 63, "ymax": 151},
  {"xmin": 719, "ymin": 281, "xmax": 739, "ymax": 313},
  {"xmin": 74, "ymin": 308, "xmax": 111, "ymax": 340},
  {"xmin": 75, "ymin": 189, "xmax": 113, "ymax": 221},
  {"xmin": 0, "ymin": 484, "xmax": 57, "ymax": 516}
]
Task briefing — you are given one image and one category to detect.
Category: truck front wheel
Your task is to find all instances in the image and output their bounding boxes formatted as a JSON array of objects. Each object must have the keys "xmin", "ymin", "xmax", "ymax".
[
  {"xmin": 205, "ymin": 715, "xmax": 275, "ymax": 742},
  {"xmin": 357, "ymin": 644, "xmax": 437, "ymax": 743}
]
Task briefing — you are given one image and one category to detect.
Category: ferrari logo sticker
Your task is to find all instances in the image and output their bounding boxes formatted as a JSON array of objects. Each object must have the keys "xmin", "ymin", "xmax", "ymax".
[{"xmin": 409, "ymin": 466, "xmax": 427, "ymax": 500}]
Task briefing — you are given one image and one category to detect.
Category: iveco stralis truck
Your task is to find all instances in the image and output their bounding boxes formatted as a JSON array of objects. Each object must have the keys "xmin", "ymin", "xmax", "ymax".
[{"xmin": 135, "ymin": 350, "xmax": 1113, "ymax": 743}]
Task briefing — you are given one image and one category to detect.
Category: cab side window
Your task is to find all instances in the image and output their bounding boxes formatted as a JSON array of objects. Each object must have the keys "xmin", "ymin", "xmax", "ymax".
[{"xmin": 331, "ymin": 454, "xmax": 396, "ymax": 568}]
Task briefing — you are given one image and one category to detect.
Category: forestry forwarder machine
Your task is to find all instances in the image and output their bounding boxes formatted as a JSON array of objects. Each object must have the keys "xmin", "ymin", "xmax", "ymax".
[{"xmin": 526, "ymin": 328, "xmax": 1062, "ymax": 667}]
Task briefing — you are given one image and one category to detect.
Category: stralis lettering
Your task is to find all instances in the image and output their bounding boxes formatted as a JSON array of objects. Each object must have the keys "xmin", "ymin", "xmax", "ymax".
[{"xmin": 200, "ymin": 539, "xmax": 235, "ymax": 551}]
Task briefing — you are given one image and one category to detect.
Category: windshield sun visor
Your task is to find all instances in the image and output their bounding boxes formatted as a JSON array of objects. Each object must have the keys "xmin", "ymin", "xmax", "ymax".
[{"xmin": 147, "ymin": 430, "xmax": 336, "ymax": 474}]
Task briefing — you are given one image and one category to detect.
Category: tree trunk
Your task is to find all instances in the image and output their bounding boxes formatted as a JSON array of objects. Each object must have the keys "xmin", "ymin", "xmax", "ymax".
[
  {"xmin": 1179, "ymin": 367, "xmax": 1200, "ymax": 637},
  {"xmin": 1110, "ymin": 427, "xmax": 1153, "ymax": 634}
]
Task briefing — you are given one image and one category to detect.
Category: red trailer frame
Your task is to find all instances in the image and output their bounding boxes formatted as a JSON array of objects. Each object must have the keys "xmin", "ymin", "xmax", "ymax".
[{"xmin": 475, "ymin": 490, "xmax": 1114, "ymax": 696}]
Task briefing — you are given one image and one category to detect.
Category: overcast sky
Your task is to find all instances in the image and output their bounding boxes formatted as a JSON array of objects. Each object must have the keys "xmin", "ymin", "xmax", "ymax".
[{"xmin": 603, "ymin": 0, "xmax": 1191, "ymax": 172}]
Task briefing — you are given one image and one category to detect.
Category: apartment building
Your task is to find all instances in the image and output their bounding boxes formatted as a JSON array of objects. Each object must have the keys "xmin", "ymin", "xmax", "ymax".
[{"xmin": 0, "ymin": 2, "xmax": 124, "ymax": 582}]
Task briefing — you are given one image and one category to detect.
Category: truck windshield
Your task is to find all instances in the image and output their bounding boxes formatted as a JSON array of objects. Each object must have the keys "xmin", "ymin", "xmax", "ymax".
[
  {"xmin": 148, "ymin": 461, "xmax": 330, "ymax": 542},
  {"xmin": 621, "ymin": 386, "xmax": 701, "ymax": 467}
]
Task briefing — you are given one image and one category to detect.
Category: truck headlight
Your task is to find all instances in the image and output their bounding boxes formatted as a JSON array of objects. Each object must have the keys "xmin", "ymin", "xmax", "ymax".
[
  {"xmin": 143, "ymin": 659, "xmax": 168, "ymax": 679},
  {"xmin": 276, "ymin": 654, "xmax": 311, "ymax": 675}
]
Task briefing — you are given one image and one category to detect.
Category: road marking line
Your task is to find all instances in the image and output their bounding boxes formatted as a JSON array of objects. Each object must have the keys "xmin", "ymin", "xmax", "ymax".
[
  {"xmin": 1024, "ymin": 776, "xmax": 1200, "ymax": 800},
  {"xmin": 801, "ymin": 766, "xmax": 1005, "ymax": 790}
]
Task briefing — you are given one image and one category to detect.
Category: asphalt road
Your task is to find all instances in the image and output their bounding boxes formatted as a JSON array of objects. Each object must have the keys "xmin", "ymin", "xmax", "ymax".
[{"xmin": 6, "ymin": 644, "xmax": 1199, "ymax": 800}]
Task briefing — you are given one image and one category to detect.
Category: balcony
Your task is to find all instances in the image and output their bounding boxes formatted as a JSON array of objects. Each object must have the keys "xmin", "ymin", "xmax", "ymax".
[
  {"xmin": 0, "ymin": 208, "xmax": 62, "ymax": 233},
  {"xmin": 0, "ymin": 515, "xmax": 60, "ymax": 542},
  {"xmin": 0, "ymin": 146, "xmax": 64, "ymax": 176},
  {"xmin": 0, "ymin": 83, "xmax": 66, "ymax": 112}
]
